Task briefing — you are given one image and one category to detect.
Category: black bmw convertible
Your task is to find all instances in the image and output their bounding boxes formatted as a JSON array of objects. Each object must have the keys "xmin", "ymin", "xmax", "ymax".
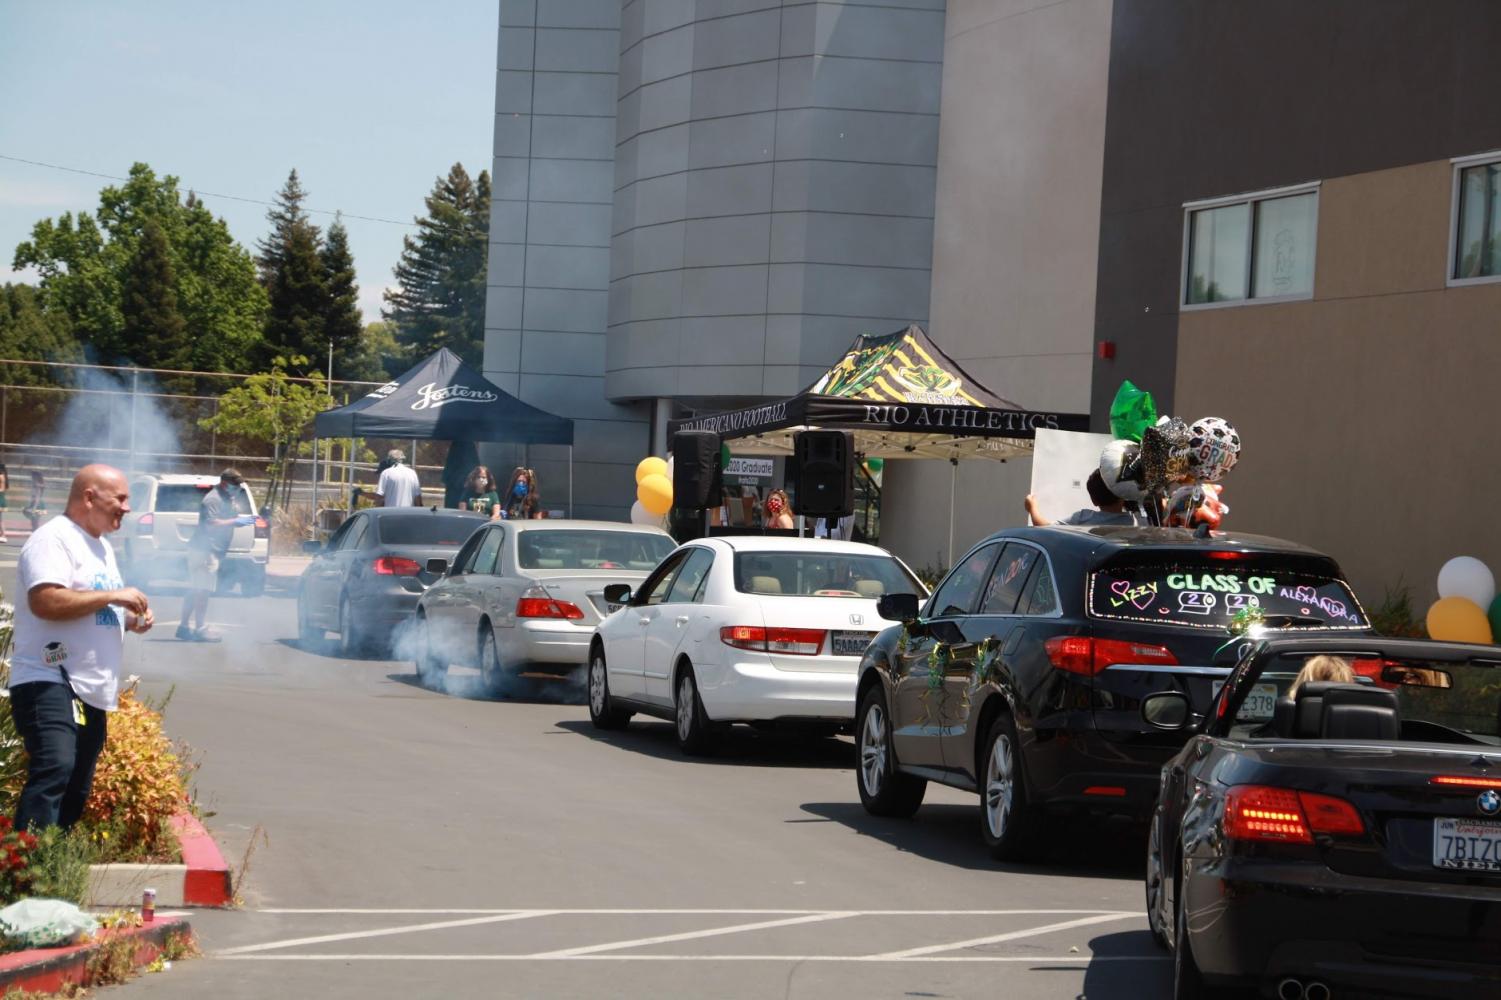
[{"xmin": 1143, "ymin": 636, "xmax": 1501, "ymax": 999}]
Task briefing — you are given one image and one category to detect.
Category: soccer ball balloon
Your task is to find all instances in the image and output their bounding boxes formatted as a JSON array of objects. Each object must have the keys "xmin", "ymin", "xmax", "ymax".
[{"xmin": 1187, "ymin": 417, "xmax": 1241, "ymax": 483}]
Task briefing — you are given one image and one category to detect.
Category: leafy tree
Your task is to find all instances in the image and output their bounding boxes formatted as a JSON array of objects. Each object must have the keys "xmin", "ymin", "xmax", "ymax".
[
  {"xmin": 0, "ymin": 284, "xmax": 82, "ymax": 385},
  {"xmin": 13, "ymin": 163, "xmax": 266, "ymax": 371},
  {"xmin": 198, "ymin": 354, "xmax": 333, "ymax": 506},
  {"xmin": 118, "ymin": 218, "xmax": 187, "ymax": 370},
  {"xmin": 256, "ymin": 171, "xmax": 330, "ymax": 365},
  {"xmin": 383, "ymin": 163, "xmax": 491, "ymax": 364},
  {"xmin": 319, "ymin": 217, "xmax": 366, "ymax": 379}
]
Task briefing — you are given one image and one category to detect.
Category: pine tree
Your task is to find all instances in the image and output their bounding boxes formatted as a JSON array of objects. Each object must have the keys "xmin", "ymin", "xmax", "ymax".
[
  {"xmin": 383, "ymin": 163, "xmax": 491, "ymax": 364},
  {"xmin": 257, "ymin": 170, "xmax": 329, "ymax": 364},
  {"xmin": 0, "ymin": 284, "xmax": 82, "ymax": 384},
  {"xmin": 118, "ymin": 218, "xmax": 188, "ymax": 369},
  {"xmin": 319, "ymin": 217, "xmax": 366, "ymax": 378}
]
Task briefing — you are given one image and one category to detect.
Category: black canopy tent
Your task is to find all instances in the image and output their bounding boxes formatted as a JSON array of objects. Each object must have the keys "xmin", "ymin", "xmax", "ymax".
[
  {"xmin": 667, "ymin": 324, "xmax": 1091, "ymax": 559},
  {"xmin": 313, "ymin": 347, "xmax": 576, "ymax": 513},
  {"xmin": 668, "ymin": 324, "xmax": 1089, "ymax": 458}
]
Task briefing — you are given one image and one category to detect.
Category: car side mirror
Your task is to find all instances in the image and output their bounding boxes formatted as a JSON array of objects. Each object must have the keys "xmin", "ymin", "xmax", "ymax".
[
  {"xmin": 426, "ymin": 557, "xmax": 449, "ymax": 576},
  {"xmin": 603, "ymin": 583, "xmax": 632, "ymax": 606},
  {"xmin": 877, "ymin": 592, "xmax": 920, "ymax": 623},
  {"xmin": 1141, "ymin": 691, "xmax": 1193, "ymax": 731},
  {"xmin": 301, "ymin": 540, "xmax": 322, "ymax": 554}
]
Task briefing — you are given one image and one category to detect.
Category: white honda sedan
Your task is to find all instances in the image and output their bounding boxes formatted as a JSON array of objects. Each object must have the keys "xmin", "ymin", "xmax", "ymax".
[{"xmin": 587, "ymin": 536, "xmax": 926, "ymax": 754}]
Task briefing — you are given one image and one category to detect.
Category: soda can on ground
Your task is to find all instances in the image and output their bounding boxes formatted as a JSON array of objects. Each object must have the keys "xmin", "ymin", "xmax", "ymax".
[{"xmin": 142, "ymin": 887, "xmax": 156, "ymax": 923}]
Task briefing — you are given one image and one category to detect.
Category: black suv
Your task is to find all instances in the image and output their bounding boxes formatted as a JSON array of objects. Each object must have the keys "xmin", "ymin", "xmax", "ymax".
[{"xmin": 852, "ymin": 525, "xmax": 1371, "ymax": 860}]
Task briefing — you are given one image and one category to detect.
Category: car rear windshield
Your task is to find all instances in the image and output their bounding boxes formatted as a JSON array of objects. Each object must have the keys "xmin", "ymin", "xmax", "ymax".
[
  {"xmin": 377, "ymin": 515, "xmax": 481, "ymax": 547},
  {"xmin": 1229, "ymin": 652, "xmax": 1501, "ymax": 747},
  {"xmin": 516, "ymin": 530, "xmax": 674, "ymax": 571},
  {"xmin": 1088, "ymin": 559, "xmax": 1367, "ymax": 630},
  {"xmin": 733, "ymin": 551, "xmax": 920, "ymax": 598},
  {"xmin": 155, "ymin": 484, "xmax": 252, "ymax": 515}
]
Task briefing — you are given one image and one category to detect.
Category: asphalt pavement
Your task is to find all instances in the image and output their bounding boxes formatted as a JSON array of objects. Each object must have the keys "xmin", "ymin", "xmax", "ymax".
[{"xmin": 0, "ymin": 547, "xmax": 1171, "ymax": 999}]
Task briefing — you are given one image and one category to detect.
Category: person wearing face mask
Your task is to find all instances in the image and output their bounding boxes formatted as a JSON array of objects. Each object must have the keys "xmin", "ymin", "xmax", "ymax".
[
  {"xmin": 764, "ymin": 489, "xmax": 794, "ymax": 530},
  {"xmin": 503, "ymin": 467, "xmax": 540, "ymax": 520}
]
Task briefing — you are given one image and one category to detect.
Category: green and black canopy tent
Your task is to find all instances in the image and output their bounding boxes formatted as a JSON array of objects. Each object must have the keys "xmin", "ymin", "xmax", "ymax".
[{"xmin": 667, "ymin": 324, "xmax": 1089, "ymax": 460}]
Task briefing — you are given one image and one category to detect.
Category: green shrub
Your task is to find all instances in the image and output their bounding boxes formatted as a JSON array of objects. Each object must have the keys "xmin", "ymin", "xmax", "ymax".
[{"xmin": 20, "ymin": 827, "xmax": 93, "ymax": 905}]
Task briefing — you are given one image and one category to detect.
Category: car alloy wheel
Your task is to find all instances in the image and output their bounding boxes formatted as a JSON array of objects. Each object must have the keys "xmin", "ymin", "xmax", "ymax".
[
  {"xmin": 587, "ymin": 648, "xmax": 628, "ymax": 730},
  {"xmin": 674, "ymin": 668, "xmax": 714, "ymax": 755},
  {"xmin": 339, "ymin": 596, "xmax": 362, "ymax": 658},
  {"xmin": 480, "ymin": 624, "xmax": 503, "ymax": 695},
  {"xmin": 854, "ymin": 686, "xmax": 925, "ymax": 818},
  {"xmin": 860, "ymin": 703, "xmax": 889, "ymax": 797},
  {"xmin": 984, "ymin": 732, "xmax": 1015, "ymax": 841},
  {"xmin": 1146, "ymin": 814, "xmax": 1170, "ymax": 949}
]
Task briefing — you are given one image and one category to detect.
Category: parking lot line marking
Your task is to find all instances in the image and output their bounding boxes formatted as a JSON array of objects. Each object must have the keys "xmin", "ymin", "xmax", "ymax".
[
  {"xmin": 528, "ymin": 911, "xmax": 860, "ymax": 959},
  {"xmin": 217, "ymin": 910, "xmax": 558, "ymax": 956},
  {"xmin": 221, "ymin": 954, "xmax": 1170, "ymax": 963},
  {"xmin": 255, "ymin": 908, "xmax": 1136, "ymax": 917},
  {"xmin": 868, "ymin": 912, "xmax": 1139, "ymax": 960}
]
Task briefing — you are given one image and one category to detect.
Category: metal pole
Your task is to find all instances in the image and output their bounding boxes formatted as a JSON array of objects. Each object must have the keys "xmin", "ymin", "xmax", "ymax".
[
  {"xmin": 568, "ymin": 445, "xmax": 574, "ymax": 518},
  {"xmin": 947, "ymin": 458, "xmax": 957, "ymax": 567},
  {"xmin": 129, "ymin": 370, "xmax": 139, "ymax": 473},
  {"xmin": 1, "ymin": 386, "xmax": 8, "ymax": 450}
]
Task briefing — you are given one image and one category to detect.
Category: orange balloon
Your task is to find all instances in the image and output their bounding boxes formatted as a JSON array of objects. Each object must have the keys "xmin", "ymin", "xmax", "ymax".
[
  {"xmin": 637, "ymin": 473, "xmax": 673, "ymax": 516},
  {"xmin": 1426, "ymin": 596, "xmax": 1493, "ymax": 644}
]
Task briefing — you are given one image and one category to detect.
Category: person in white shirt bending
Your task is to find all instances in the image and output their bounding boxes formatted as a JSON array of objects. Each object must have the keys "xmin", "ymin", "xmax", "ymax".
[
  {"xmin": 374, "ymin": 449, "xmax": 422, "ymax": 508},
  {"xmin": 9, "ymin": 464, "xmax": 154, "ymax": 833}
]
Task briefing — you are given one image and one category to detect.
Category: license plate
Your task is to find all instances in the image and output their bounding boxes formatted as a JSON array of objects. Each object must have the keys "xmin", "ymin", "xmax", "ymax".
[
  {"xmin": 1433, "ymin": 817, "xmax": 1501, "ymax": 872},
  {"xmin": 831, "ymin": 631, "xmax": 873, "ymax": 657},
  {"xmin": 1213, "ymin": 681, "xmax": 1279, "ymax": 721}
]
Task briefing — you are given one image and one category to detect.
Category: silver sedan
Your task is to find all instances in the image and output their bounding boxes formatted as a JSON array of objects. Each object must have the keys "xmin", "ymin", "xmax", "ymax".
[{"xmin": 412, "ymin": 519, "xmax": 676, "ymax": 692}]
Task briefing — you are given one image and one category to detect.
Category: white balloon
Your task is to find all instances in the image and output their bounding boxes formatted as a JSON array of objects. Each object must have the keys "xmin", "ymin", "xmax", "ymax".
[
  {"xmin": 1437, "ymin": 556, "xmax": 1496, "ymax": 609},
  {"xmin": 1098, "ymin": 439, "xmax": 1144, "ymax": 501},
  {"xmin": 629, "ymin": 500, "xmax": 659, "ymax": 526}
]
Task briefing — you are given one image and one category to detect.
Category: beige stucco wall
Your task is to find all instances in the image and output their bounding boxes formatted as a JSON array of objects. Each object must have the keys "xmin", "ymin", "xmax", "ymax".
[
  {"xmin": 1176, "ymin": 159, "xmax": 1501, "ymax": 608},
  {"xmin": 881, "ymin": 0, "xmax": 1114, "ymax": 571}
]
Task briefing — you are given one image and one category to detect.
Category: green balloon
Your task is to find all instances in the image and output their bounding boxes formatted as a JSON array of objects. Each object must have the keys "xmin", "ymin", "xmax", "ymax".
[
  {"xmin": 720, "ymin": 443, "xmax": 732, "ymax": 468},
  {"xmin": 1109, "ymin": 379, "xmax": 1157, "ymax": 443},
  {"xmin": 1487, "ymin": 594, "xmax": 1501, "ymax": 642},
  {"xmin": 865, "ymin": 457, "xmax": 884, "ymax": 473}
]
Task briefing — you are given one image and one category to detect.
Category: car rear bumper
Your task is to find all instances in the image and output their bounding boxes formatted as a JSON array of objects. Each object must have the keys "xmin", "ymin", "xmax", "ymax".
[
  {"xmin": 1023, "ymin": 722, "xmax": 1170, "ymax": 817},
  {"xmin": 1185, "ymin": 859, "xmax": 1501, "ymax": 995},
  {"xmin": 500, "ymin": 620, "xmax": 595, "ymax": 672},
  {"xmin": 700, "ymin": 657, "xmax": 857, "ymax": 722}
]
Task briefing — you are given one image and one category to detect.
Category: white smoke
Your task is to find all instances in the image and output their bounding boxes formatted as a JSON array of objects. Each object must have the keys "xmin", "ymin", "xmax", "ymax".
[
  {"xmin": 32, "ymin": 366, "xmax": 184, "ymax": 474},
  {"xmin": 387, "ymin": 615, "xmax": 586, "ymax": 705}
]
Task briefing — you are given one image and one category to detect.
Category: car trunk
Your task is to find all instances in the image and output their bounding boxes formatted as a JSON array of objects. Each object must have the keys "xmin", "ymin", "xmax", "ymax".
[
  {"xmin": 743, "ymin": 594, "xmax": 883, "ymax": 673},
  {"xmin": 151, "ymin": 485, "xmax": 255, "ymax": 554},
  {"xmin": 529, "ymin": 570, "xmax": 656, "ymax": 628},
  {"xmin": 1087, "ymin": 550, "xmax": 1370, "ymax": 751},
  {"xmin": 377, "ymin": 544, "xmax": 466, "ymax": 592}
]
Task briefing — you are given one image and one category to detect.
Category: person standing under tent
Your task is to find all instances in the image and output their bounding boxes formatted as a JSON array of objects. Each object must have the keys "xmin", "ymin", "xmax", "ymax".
[
  {"xmin": 458, "ymin": 466, "xmax": 502, "ymax": 519},
  {"xmin": 374, "ymin": 449, "xmax": 422, "ymax": 508}
]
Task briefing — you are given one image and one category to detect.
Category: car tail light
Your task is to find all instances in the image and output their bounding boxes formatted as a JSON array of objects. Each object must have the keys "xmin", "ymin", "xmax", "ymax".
[
  {"xmin": 1431, "ymin": 775, "xmax": 1501, "ymax": 790},
  {"xmin": 1043, "ymin": 636, "xmax": 1178, "ymax": 676},
  {"xmin": 136, "ymin": 513, "xmax": 154, "ymax": 536},
  {"xmin": 516, "ymin": 596, "xmax": 584, "ymax": 620},
  {"xmin": 373, "ymin": 556, "xmax": 422, "ymax": 576},
  {"xmin": 1224, "ymin": 785, "xmax": 1364, "ymax": 844},
  {"xmin": 253, "ymin": 516, "xmax": 269, "ymax": 540},
  {"xmin": 1204, "ymin": 551, "xmax": 1247, "ymax": 560},
  {"xmin": 719, "ymin": 626, "xmax": 826, "ymax": 655}
]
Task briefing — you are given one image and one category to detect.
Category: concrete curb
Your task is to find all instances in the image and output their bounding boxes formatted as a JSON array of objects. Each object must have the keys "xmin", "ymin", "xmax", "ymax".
[
  {"xmin": 0, "ymin": 917, "xmax": 192, "ymax": 994},
  {"xmin": 88, "ymin": 814, "xmax": 233, "ymax": 909}
]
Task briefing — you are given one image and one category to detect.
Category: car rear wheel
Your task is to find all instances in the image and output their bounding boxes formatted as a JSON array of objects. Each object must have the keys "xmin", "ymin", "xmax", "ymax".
[
  {"xmin": 674, "ymin": 666, "xmax": 715, "ymax": 756},
  {"xmin": 979, "ymin": 711, "xmax": 1038, "ymax": 861},
  {"xmin": 297, "ymin": 595, "xmax": 322, "ymax": 647},
  {"xmin": 587, "ymin": 648, "xmax": 630, "ymax": 730},
  {"xmin": 1173, "ymin": 879, "xmax": 1207, "ymax": 999},
  {"xmin": 855, "ymin": 685, "xmax": 925, "ymax": 818},
  {"xmin": 1146, "ymin": 813, "xmax": 1170, "ymax": 950},
  {"xmin": 338, "ymin": 595, "xmax": 365, "ymax": 659},
  {"xmin": 414, "ymin": 614, "xmax": 447, "ymax": 684},
  {"xmin": 480, "ymin": 624, "xmax": 505, "ymax": 696}
]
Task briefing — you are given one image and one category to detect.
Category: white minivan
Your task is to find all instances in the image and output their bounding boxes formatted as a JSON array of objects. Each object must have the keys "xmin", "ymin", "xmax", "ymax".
[{"xmin": 120, "ymin": 474, "xmax": 269, "ymax": 595}]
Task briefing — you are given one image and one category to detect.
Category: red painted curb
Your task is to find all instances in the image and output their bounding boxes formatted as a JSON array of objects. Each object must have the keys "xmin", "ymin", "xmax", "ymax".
[
  {"xmin": 170, "ymin": 813, "xmax": 233, "ymax": 907},
  {"xmin": 0, "ymin": 918, "xmax": 192, "ymax": 994}
]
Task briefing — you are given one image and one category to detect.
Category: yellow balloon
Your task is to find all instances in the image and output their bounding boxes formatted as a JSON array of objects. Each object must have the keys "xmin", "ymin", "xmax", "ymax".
[
  {"xmin": 635, "ymin": 456, "xmax": 668, "ymax": 485},
  {"xmin": 1426, "ymin": 596, "xmax": 1493, "ymax": 644},
  {"xmin": 638, "ymin": 473, "xmax": 674, "ymax": 516}
]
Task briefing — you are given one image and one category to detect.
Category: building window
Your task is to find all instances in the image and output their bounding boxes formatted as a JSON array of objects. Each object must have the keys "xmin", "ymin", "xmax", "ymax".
[
  {"xmin": 1183, "ymin": 185, "xmax": 1318, "ymax": 307},
  {"xmin": 1452, "ymin": 156, "xmax": 1501, "ymax": 282}
]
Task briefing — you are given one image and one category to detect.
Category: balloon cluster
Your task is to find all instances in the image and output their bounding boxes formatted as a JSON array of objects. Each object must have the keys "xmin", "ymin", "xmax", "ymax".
[
  {"xmin": 1100, "ymin": 381, "xmax": 1241, "ymax": 525},
  {"xmin": 1426, "ymin": 556, "xmax": 1500, "ymax": 645},
  {"xmin": 633, "ymin": 456, "xmax": 673, "ymax": 524}
]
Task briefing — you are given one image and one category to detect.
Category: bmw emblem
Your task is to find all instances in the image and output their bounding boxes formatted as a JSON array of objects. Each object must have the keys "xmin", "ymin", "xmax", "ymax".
[{"xmin": 1479, "ymin": 790, "xmax": 1501, "ymax": 816}]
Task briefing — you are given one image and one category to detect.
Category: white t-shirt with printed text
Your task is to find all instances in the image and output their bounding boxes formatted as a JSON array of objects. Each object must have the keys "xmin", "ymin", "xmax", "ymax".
[{"xmin": 10, "ymin": 515, "xmax": 126, "ymax": 711}]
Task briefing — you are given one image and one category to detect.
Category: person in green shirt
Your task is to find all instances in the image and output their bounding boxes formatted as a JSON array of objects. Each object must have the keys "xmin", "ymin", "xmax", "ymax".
[{"xmin": 457, "ymin": 466, "xmax": 501, "ymax": 519}]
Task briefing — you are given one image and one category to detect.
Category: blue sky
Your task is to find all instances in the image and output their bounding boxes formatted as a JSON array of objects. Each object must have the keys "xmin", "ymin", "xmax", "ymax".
[{"xmin": 0, "ymin": 0, "xmax": 499, "ymax": 322}]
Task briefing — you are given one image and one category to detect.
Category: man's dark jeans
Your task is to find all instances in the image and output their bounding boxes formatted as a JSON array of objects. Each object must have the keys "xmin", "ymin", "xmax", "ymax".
[{"xmin": 10, "ymin": 681, "xmax": 108, "ymax": 832}]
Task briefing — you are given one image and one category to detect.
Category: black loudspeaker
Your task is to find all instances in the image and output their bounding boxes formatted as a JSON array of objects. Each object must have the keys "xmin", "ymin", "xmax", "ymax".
[
  {"xmin": 794, "ymin": 430, "xmax": 854, "ymax": 517},
  {"xmin": 671, "ymin": 430, "xmax": 721, "ymax": 509}
]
